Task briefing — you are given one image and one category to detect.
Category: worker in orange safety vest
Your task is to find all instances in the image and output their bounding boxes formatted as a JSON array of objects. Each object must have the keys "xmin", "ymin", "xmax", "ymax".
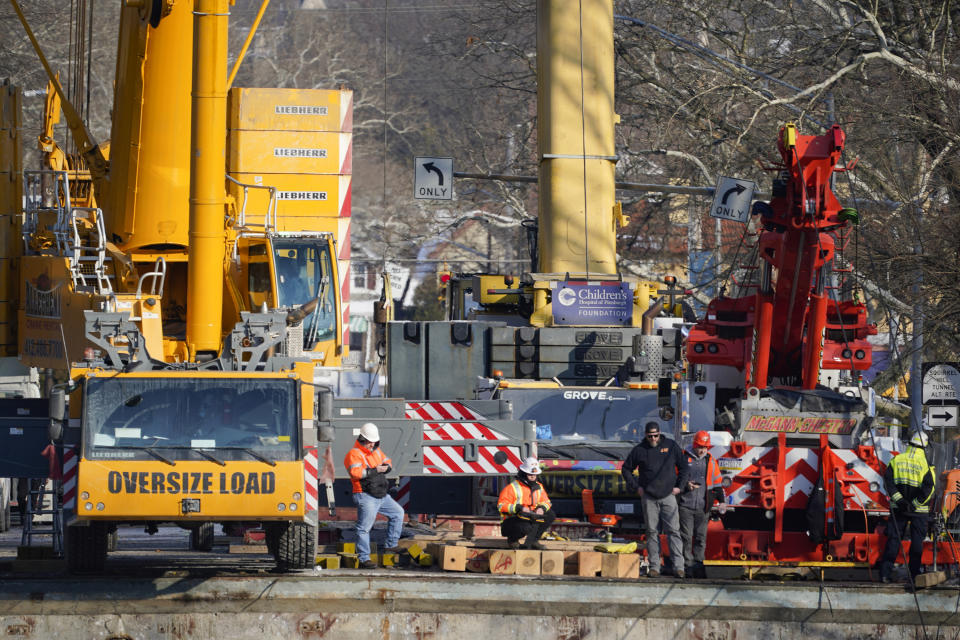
[
  {"xmin": 497, "ymin": 457, "xmax": 556, "ymax": 550},
  {"xmin": 343, "ymin": 422, "xmax": 404, "ymax": 570},
  {"xmin": 678, "ymin": 430, "xmax": 726, "ymax": 579}
]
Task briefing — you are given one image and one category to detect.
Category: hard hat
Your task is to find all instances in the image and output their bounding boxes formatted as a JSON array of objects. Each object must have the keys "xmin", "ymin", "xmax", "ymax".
[
  {"xmin": 359, "ymin": 422, "xmax": 380, "ymax": 443},
  {"xmin": 693, "ymin": 430, "xmax": 711, "ymax": 447},
  {"xmin": 909, "ymin": 430, "xmax": 928, "ymax": 448},
  {"xmin": 518, "ymin": 457, "xmax": 542, "ymax": 475}
]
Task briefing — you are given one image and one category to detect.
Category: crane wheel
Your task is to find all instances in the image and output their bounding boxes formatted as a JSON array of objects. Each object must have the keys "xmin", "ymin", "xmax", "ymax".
[
  {"xmin": 65, "ymin": 522, "xmax": 109, "ymax": 573},
  {"xmin": 270, "ymin": 522, "xmax": 316, "ymax": 571},
  {"xmin": 190, "ymin": 522, "xmax": 215, "ymax": 552}
]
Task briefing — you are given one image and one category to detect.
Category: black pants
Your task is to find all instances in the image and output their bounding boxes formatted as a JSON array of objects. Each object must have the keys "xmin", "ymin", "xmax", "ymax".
[
  {"xmin": 880, "ymin": 512, "xmax": 928, "ymax": 580},
  {"xmin": 501, "ymin": 509, "xmax": 556, "ymax": 546}
]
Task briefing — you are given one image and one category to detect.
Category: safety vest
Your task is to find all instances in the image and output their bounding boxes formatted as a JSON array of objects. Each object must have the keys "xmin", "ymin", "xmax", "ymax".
[
  {"xmin": 890, "ymin": 446, "xmax": 935, "ymax": 513},
  {"xmin": 497, "ymin": 479, "xmax": 551, "ymax": 520},
  {"xmin": 343, "ymin": 441, "xmax": 392, "ymax": 494}
]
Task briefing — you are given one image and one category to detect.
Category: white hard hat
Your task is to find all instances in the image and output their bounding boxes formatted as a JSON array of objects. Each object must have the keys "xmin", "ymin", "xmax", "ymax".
[
  {"xmin": 909, "ymin": 430, "xmax": 928, "ymax": 448},
  {"xmin": 519, "ymin": 457, "xmax": 541, "ymax": 475},
  {"xmin": 359, "ymin": 422, "xmax": 380, "ymax": 443}
]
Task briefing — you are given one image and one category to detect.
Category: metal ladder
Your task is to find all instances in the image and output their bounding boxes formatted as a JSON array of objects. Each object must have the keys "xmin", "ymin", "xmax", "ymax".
[{"xmin": 20, "ymin": 479, "xmax": 63, "ymax": 556}]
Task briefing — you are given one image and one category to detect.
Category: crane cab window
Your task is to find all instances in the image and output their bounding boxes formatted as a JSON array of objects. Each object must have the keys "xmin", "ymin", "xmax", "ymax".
[
  {"xmin": 83, "ymin": 377, "xmax": 299, "ymax": 462},
  {"xmin": 272, "ymin": 239, "xmax": 337, "ymax": 347},
  {"xmin": 240, "ymin": 240, "xmax": 271, "ymax": 310}
]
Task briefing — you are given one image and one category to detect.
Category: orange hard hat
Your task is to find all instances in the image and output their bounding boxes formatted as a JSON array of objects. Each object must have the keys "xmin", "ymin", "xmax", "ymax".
[{"xmin": 693, "ymin": 430, "xmax": 710, "ymax": 447}]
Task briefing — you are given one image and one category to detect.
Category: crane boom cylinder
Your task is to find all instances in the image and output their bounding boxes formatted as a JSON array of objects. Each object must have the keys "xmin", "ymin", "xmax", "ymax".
[
  {"xmin": 186, "ymin": 0, "xmax": 229, "ymax": 358},
  {"xmin": 536, "ymin": 0, "xmax": 617, "ymax": 276}
]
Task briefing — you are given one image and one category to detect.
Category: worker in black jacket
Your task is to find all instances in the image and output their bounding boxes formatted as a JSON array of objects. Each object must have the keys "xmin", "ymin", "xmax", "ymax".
[{"xmin": 620, "ymin": 422, "xmax": 689, "ymax": 578}]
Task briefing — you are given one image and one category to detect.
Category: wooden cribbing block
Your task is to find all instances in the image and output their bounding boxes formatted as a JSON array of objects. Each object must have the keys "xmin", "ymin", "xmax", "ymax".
[
  {"xmin": 340, "ymin": 554, "xmax": 360, "ymax": 568},
  {"xmin": 418, "ymin": 553, "xmax": 434, "ymax": 567},
  {"xmin": 229, "ymin": 544, "xmax": 267, "ymax": 554},
  {"xmin": 541, "ymin": 550, "xmax": 564, "ymax": 576},
  {"xmin": 601, "ymin": 553, "xmax": 641, "ymax": 579},
  {"xmin": 466, "ymin": 548, "xmax": 490, "ymax": 572},
  {"xmin": 462, "ymin": 521, "xmax": 501, "ymax": 540},
  {"xmin": 577, "ymin": 551, "xmax": 602, "ymax": 577},
  {"xmin": 916, "ymin": 571, "xmax": 947, "ymax": 588},
  {"xmin": 562, "ymin": 550, "xmax": 580, "ymax": 575},
  {"xmin": 406, "ymin": 542, "xmax": 425, "ymax": 560},
  {"xmin": 438, "ymin": 545, "xmax": 467, "ymax": 571},
  {"xmin": 316, "ymin": 554, "xmax": 340, "ymax": 569},
  {"xmin": 489, "ymin": 549, "xmax": 516, "ymax": 574},
  {"xmin": 516, "ymin": 550, "xmax": 541, "ymax": 575},
  {"xmin": 337, "ymin": 542, "xmax": 356, "ymax": 554}
]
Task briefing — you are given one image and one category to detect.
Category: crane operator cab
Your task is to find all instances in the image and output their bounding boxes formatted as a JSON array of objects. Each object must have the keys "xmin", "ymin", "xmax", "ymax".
[{"xmin": 236, "ymin": 234, "xmax": 341, "ymax": 359}]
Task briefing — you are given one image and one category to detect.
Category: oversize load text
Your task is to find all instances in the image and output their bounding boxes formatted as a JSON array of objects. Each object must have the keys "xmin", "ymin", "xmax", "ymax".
[{"xmin": 106, "ymin": 471, "xmax": 277, "ymax": 495}]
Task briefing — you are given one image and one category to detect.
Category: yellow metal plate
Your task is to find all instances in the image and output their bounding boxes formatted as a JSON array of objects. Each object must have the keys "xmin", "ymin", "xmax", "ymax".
[{"xmin": 75, "ymin": 459, "xmax": 305, "ymax": 520}]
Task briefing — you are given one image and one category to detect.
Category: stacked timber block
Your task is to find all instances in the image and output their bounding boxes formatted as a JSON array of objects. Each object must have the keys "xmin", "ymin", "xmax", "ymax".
[
  {"xmin": 466, "ymin": 548, "xmax": 490, "ymax": 572},
  {"xmin": 577, "ymin": 551, "xmax": 602, "ymax": 577},
  {"xmin": 601, "ymin": 552, "xmax": 641, "ymax": 579},
  {"xmin": 516, "ymin": 550, "xmax": 541, "ymax": 575},
  {"xmin": 489, "ymin": 549, "xmax": 516, "ymax": 574}
]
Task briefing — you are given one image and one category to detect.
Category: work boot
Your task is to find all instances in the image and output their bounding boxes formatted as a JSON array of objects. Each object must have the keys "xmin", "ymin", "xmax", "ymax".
[
  {"xmin": 508, "ymin": 540, "xmax": 521, "ymax": 550},
  {"xmin": 674, "ymin": 570, "xmax": 685, "ymax": 579},
  {"xmin": 647, "ymin": 569, "xmax": 660, "ymax": 578},
  {"xmin": 523, "ymin": 541, "xmax": 545, "ymax": 551},
  {"xmin": 359, "ymin": 560, "xmax": 378, "ymax": 570}
]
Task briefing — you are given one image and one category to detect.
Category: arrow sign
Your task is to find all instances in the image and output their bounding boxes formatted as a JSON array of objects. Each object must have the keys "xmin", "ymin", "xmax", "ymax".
[
  {"xmin": 414, "ymin": 156, "xmax": 453, "ymax": 200},
  {"xmin": 422, "ymin": 162, "xmax": 444, "ymax": 185},
  {"xmin": 710, "ymin": 176, "xmax": 755, "ymax": 224},
  {"xmin": 926, "ymin": 407, "xmax": 958, "ymax": 428},
  {"xmin": 721, "ymin": 183, "xmax": 746, "ymax": 205}
]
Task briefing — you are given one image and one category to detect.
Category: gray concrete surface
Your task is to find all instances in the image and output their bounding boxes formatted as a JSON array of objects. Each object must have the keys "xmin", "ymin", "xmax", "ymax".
[{"xmin": 0, "ymin": 523, "xmax": 958, "ymax": 639}]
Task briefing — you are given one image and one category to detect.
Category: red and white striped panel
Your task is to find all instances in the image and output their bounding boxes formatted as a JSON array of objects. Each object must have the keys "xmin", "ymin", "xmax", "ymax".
[
  {"xmin": 62, "ymin": 446, "xmax": 78, "ymax": 512},
  {"xmin": 339, "ymin": 90, "xmax": 353, "ymax": 132},
  {"xmin": 406, "ymin": 401, "xmax": 485, "ymax": 422},
  {"xmin": 831, "ymin": 448, "xmax": 887, "ymax": 508},
  {"xmin": 716, "ymin": 444, "xmax": 886, "ymax": 509},
  {"xmin": 338, "ymin": 133, "xmax": 353, "ymax": 175},
  {"xmin": 718, "ymin": 445, "xmax": 817, "ymax": 508},
  {"xmin": 337, "ymin": 195, "xmax": 351, "ymax": 348},
  {"xmin": 395, "ymin": 477, "xmax": 410, "ymax": 509},
  {"xmin": 406, "ymin": 402, "xmax": 524, "ymax": 475},
  {"xmin": 303, "ymin": 446, "xmax": 318, "ymax": 514}
]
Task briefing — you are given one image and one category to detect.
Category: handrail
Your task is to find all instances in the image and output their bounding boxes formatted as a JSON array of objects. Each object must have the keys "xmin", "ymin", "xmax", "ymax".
[{"xmin": 136, "ymin": 256, "xmax": 167, "ymax": 299}]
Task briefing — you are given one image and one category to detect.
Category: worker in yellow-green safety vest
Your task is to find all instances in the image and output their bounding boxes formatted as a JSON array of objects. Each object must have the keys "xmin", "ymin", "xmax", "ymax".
[{"xmin": 879, "ymin": 429, "xmax": 935, "ymax": 583}]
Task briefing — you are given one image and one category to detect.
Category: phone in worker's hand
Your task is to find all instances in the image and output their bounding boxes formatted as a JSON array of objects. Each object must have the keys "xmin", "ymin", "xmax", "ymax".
[{"xmin": 690, "ymin": 482, "xmax": 701, "ymax": 488}]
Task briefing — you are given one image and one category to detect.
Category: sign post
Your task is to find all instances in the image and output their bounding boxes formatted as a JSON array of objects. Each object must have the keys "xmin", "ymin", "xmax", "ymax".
[{"xmin": 922, "ymin": 362, "xmax": 960, "ymax": 435}]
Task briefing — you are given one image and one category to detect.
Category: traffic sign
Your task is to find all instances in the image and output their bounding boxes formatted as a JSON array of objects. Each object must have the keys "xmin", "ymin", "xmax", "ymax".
[
  {"xmin": 710, "ymin": 176, "xmax": 755, "ymax": 224},
  {"xmin": 927, "ymin": 407, "xmax": 958, "ymax": 428},
  {"xmin": 414, "ymin": 156, "xmax": 453, "ymax": 200},
  {"xmin": 922, "ymin": 362, "xmax": 960, "ymax": 404}
]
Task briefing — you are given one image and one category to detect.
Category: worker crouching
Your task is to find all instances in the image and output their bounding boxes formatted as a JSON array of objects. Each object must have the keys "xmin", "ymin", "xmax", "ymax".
[
  {"xmin": 498, "ymin": 457, "xmax": 556, "ymax": 550},
  {"xmin": 343, "ymin": 422, "xmax": 405, "ymax": 570}
]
